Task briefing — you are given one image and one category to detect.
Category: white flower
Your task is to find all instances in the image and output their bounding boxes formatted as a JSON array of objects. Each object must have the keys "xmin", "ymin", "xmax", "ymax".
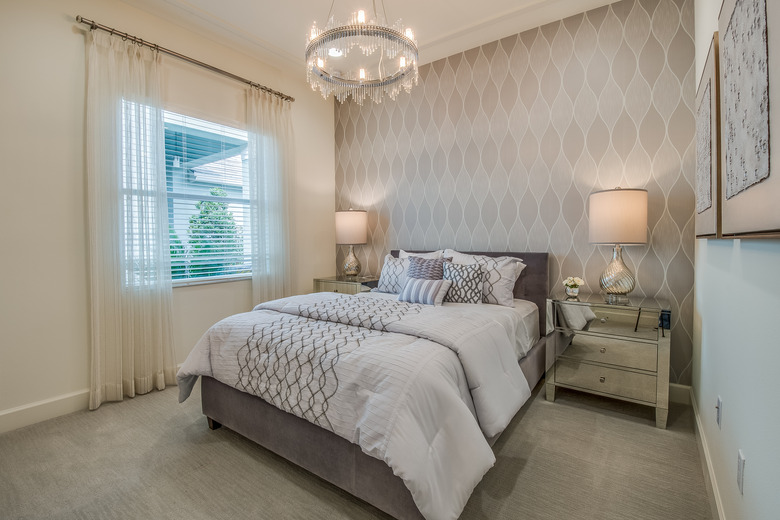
[{"xmin": 563, "ymin": 276, "xmax": 584, "ymax": 288}]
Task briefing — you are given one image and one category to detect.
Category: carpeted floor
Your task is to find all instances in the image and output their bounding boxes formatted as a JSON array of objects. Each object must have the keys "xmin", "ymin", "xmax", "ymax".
[{"xmin": 0, "ymin": 381, "xmax": 713, "ymax": 520}]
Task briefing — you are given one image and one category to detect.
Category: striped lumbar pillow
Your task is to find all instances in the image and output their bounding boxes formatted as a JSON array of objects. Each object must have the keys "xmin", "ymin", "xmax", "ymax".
[{"xmin": 398, "ymin": 278, "xmax": 452, "ymax": 306}]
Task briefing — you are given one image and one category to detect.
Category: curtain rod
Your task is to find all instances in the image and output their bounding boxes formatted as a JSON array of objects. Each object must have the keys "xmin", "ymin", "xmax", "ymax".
[{"xmin": 75, "ymin": 15, "xmax": 295, "ymax": 103}]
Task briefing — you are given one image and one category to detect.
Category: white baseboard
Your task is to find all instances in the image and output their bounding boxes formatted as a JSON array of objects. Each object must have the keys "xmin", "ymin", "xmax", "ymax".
[
  {"xmin": 0, "ymin": 389, "xmax": 89, "ymax": 434},
  {"xmin": 1, "ymin": 367, "xmax": 185, "ymax": 435},
  {"xmin": 690, "ymin": 388, "xmax": 725, "ymax": 520},
  {"xmin": 669, "ymin": 383, "xmax": 691, "ymax": 404}
]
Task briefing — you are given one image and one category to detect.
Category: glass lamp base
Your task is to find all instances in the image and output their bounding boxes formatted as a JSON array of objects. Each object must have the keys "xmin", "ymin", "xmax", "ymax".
[
  {"xmin": 599, "ymin": 244, "xmax": 636, "ymax": 302},
  {"xmin": 343, "ymin": 245, "xmax": 362, "ymax": 277}
]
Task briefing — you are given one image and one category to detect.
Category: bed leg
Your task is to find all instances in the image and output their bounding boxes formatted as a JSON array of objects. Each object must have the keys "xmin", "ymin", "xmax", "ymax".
[{"xmin": 207, "ymin": 417, "xmax": 222, "ymax": 430}]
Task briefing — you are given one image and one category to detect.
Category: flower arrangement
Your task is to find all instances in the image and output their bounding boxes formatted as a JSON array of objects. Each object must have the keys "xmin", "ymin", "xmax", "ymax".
[{"xmin": 563, "ymin": 276, "xmax": 584, "ymax": 289}]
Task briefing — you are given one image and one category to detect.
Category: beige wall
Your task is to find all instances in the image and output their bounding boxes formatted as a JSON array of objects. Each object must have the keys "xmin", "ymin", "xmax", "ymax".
[
  {"xmin": 693, "ymin": 1, "xmax": 780, "ymax": 518},
  {"xmin": 335, "ymin": 0, "xmax": 696, "ymax": 384},
  {"xmin": 0, "ymin": 0, "xmax": 335, "ymax": 432}
]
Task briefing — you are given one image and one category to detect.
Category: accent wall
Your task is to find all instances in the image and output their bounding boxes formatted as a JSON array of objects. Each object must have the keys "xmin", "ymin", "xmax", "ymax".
[{"xmin": 335, "ymin": 0, "xmax": 696, "ymax": 384}]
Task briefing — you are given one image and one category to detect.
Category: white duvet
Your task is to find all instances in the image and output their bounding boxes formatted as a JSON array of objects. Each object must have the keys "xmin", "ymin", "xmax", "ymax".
[{"xmin": 178, "ymin": 292, "xmax": 534, "ymax": 520}]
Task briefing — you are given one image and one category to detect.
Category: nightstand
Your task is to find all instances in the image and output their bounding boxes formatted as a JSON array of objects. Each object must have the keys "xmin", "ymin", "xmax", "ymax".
[
  {"xmin": 546, "ymin": 292, "xmax": 671, "ymax": 428},
  {"xmin": 313, "ymin": 275, "xmax": 379, "ymax": 295}
]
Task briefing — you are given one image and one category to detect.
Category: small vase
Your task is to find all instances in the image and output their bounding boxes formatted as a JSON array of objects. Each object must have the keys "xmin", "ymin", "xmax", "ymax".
[{"xmin": 565, "ymin": 286, "xmax": 579, "ymax": 298}]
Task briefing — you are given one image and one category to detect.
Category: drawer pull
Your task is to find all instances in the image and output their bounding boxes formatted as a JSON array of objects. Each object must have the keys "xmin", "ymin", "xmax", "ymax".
[
  {"xmin": 600, "ymin": 347, "xmax": 606, "ymax": 353},
  {"xmin": 599, "ymin": 376, "xmax": 606, "ymax": 383}
]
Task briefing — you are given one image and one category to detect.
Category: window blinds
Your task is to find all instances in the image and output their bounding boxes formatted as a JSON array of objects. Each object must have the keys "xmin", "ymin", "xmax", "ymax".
[{"xmin": 163, "ymin": 111, "xmax": 251, "ymax": 280}]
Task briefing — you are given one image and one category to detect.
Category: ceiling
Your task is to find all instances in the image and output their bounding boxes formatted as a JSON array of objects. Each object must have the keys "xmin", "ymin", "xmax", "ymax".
[{"xmin": 123, "ymin": 0, "xmax": 617, "ymax": 73}]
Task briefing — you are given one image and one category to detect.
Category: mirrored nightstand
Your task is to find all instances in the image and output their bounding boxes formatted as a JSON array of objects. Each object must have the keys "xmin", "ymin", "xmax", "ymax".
[
  {"xmin": 313, "ymin": 275, "xmax": 379, "ymax": 295},
  {"xmin": 546, "ymin": 292, "xmax": 671, "ymax": 428}
]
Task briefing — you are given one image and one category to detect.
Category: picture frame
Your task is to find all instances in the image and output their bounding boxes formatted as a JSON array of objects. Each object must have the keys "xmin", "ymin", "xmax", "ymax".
[
  {"xmin": 718, "ymin": 0, "xmax": 780, "ymax": 238},
  {"xmin": 695, "ymin": 32, "xmax": 720, "ymax": 239}
]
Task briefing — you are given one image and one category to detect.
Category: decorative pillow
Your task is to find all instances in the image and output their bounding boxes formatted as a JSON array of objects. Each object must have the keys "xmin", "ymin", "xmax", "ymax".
[
  {"xmin": 398, "ymin": 249, "xmax": 443, "ymax": 260},
  {"xmin": 443, "ymin": 249, "xmax": 526, "ymax": 307},
  {"xmin": 406, "ymin": 256, "xmax": 448, "ymax": 280},
  {"xmin": 376, "ymin": 254, "xmax": 408, "ymax": 294},
  {"xmin": 443, "ymin": 263, "xmax": 484, "ymax": 304},
  {"xmin": 398, "ymin": 278, "xmax": 452, "ymax": 306}
]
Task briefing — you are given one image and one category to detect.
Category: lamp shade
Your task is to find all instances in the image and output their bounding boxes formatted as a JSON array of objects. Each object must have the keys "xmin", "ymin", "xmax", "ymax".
[
  {"xmin": 588, "ymin": 188, "xmax": 648, "ymax": 245},
  {"xmin": 335, "ymin": 210, "xmax": 367, "ymax": 245}
]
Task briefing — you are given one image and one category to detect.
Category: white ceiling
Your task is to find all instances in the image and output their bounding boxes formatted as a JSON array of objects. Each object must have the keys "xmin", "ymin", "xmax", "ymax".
[{"xmin": 122, "ymin": 0, "xmax": 617, "ymax": 73}]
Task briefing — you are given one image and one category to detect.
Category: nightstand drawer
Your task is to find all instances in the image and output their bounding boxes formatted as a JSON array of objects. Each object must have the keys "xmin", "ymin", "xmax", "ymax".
[
  {"xmin": 315, "ymin": 281, "xmax": 361, "ymax": 294},
  {"xmin": 313, "ymin": 276, "xmax": 379, "ymax": 295},
  {"xmin": 555, "ymin": 359, "xmax": 657, "ymax": 403},
  {"xmin": 561, "ymin": 334, "xmax": 657, "ymax": 372},
  {"xmin": 584, "ymin": 307, "xmax": 661, "ymax": 342}
]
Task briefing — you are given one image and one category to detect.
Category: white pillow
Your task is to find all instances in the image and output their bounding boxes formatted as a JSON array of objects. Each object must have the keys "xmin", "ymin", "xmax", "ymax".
[
  {"xmin": 398, "ymin": 249, "xmax": 443, "ymax": 260},
  {"xmin": 443, "ymin": 249, "xmax": 526, "ymax": 307}
]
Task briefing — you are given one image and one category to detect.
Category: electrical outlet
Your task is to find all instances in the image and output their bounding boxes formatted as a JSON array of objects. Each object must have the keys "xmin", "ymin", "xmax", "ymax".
[
  {"xmin": 716, "ymin": 396, "xmax": 722, "ymax": 428},
  {"xmin": 737, "ymin": 450, "xmax": 745, "ymax": 495}
]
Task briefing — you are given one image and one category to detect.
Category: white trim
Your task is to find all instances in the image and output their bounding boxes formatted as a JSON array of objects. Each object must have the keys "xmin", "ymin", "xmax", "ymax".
[
  {"xmin": 123, "ymin": 0, "xmax": 619, "ymax": 72},
  {"xmin": 669, "ymin": 383, "xmax": 692, "ymax": 404},
  {"xmin": 691, "ymin": 388, "xmax": 726, "ymax": 520},
  {"xmin": 0, "ymin": 389, "xmax": 89, "ymax": 434},
  {"xmin": 172, "ymin": 273, "xmax": 251, "ymax": 288},
  {"xmin": 419, "ymin": 0, "xmax": 617, "ymax": 64}
]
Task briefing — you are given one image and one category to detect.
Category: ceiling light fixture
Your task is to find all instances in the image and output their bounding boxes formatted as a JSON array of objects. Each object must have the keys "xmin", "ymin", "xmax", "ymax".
[{"xmin": 305, "ymin": 0, "xmax": 419, "ymax": 105}]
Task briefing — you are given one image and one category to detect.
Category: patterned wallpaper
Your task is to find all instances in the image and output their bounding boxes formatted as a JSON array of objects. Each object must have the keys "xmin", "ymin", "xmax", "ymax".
[{"xmin": 334, "ymin": 0, "xmax": 696, "ymax": 384}]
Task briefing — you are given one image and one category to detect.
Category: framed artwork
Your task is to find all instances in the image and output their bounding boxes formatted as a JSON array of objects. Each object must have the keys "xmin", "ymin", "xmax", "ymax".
[
  {"xmin": 695, "ymin": 33, "xmax": 720, "ymax": 238},
  {"xmin": 718, "ymin": 0, "xmax": 780, "ymax": 237}
]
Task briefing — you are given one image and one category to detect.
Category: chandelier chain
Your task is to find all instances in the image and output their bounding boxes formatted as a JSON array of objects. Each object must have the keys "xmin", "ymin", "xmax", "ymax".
[{"xmin": 326, "ymin": 0, "xmax": 336, "ymax": 23}]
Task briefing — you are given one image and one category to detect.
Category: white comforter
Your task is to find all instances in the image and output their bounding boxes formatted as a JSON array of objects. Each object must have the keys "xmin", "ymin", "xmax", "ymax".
[{"xmin": 177, "ymin": 292, "xmax": 532, "ymax": 520}]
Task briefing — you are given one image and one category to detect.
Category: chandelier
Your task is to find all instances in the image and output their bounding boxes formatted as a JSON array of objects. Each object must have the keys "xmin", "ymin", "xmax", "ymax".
[{"xmin": 305, "ymin": 1, "xmax": 419, "ymax": 105}]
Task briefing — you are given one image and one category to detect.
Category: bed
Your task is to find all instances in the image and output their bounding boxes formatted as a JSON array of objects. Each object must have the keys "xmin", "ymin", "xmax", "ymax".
[{"xmin": 178, "ymin": 251, "xmax": 549, "ymax": 520}]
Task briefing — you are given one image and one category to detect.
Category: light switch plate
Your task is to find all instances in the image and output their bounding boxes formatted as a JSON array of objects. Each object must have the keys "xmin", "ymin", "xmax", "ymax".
[
  {"xmin": 716, "ymin": 396, "xmax": 722, "ymax": 428},
  {"xmin": 737, "ymin": 450, "xmax": 745, "ymax": 495}
]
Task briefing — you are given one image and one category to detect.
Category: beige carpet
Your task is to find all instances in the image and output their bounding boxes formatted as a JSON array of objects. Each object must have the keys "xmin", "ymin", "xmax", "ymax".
[{"xmin": 0, "ymin": 381, "xmax": 713, "ymax": 519}]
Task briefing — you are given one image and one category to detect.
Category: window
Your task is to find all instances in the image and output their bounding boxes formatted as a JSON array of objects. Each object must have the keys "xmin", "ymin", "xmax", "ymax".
[
  {"xmin": 164, "ymin": 111, "xmax": 251, "ymax": 281},
  {"xmin": 121, "ymin": 99, "xmax": 166, "ymax": 287}
]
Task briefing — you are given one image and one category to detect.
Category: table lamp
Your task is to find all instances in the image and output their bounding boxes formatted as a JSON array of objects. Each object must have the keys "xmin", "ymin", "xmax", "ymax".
[
  {"xmin": 588, "ymin": 188, "xmax": 647, "ymax": 304},
  {"xmin": 335, "ymin": 209, "xmax": 367, "ymax": 276}
]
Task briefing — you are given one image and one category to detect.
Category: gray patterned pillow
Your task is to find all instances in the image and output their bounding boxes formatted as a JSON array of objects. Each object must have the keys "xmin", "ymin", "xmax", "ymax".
[
  {"xmin": 376, "ymin": 254, "xmax": 407, "ymax": 294},
  {"xmin": 406, "ymin": 256, "xmax": 447, "ymax": 280},
  {"xmin": 398, "ymin": 278, "xmax": 452, "ymax": 306},
  {"xmin": 443, "ymin": 262, "xmax": 483, "ymax": 304},
  {"xmin": 443, "ymin": 250, "xmax": 526, "ymax": 307}
]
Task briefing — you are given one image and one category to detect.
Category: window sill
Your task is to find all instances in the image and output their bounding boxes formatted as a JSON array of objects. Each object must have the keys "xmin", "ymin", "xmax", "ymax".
[{"xmin": 172, "ymin": 274, "xmax": 251, "ymax": 288}]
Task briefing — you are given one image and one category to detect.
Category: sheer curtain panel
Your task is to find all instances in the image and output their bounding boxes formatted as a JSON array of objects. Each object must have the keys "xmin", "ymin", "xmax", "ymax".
[
  {"xmin": 86, "ymin": 31, "xmax": 176, "ymax": 410},
  {"xmin": 247, "ymin": 88, "xmax": 294, "ymax": 303}
]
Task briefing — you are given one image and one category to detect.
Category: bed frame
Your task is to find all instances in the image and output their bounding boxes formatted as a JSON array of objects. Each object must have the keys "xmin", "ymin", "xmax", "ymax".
[{"xmin": 201, "ymin": 251, "xmax": 549, "ymax": 520}]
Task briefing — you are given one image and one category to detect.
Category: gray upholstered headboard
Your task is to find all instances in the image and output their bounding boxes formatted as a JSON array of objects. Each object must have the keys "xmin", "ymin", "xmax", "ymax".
[{"xmin": 390, "ymin": 250, "xmax": 549, "ymax": 333}]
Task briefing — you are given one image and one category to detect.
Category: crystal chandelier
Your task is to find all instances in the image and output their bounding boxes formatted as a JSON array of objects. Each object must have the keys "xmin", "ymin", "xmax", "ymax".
[{"xmin": 305, "ymin": 0, "xmax": 418, "ymax": 105}]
